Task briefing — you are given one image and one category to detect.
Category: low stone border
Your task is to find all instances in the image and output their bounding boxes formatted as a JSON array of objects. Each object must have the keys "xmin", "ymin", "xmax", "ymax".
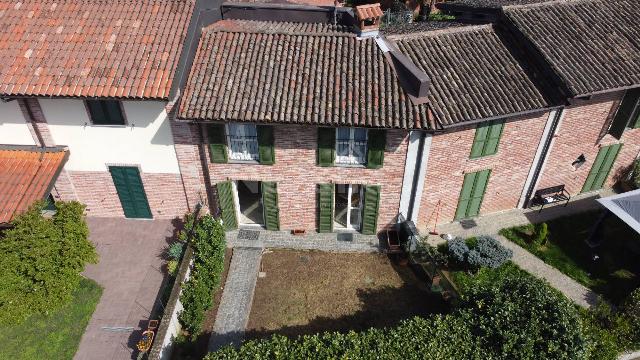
[{"xmin": 148, "ymin": 245, "xmax": 194, "ymax": 360}]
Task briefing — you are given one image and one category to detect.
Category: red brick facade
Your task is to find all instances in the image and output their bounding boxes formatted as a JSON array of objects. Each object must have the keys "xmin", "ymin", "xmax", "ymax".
[
  {"xmin": 67, "ymin": 171, "xmax": 188, "ymax": 218},
  {"xmin": 171, "ymin": 120, "xmax": 210, "ymax": 213},
  {"xmin": 418, "ymin": 111, "xmax": 551, "ymax": 229},
  {"xmin": 199, "ymin": 124, "xmax": 410, "ymax": 232},
  {"xmin": 535, "ymin": 92, "xmax": 640, "ymax": 195}
]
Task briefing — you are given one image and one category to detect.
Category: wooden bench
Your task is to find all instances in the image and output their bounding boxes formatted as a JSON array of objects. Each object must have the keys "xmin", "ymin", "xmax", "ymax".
[{"xmin": 530, "ymin": 185, "xmax": 570, "ymax": 212}]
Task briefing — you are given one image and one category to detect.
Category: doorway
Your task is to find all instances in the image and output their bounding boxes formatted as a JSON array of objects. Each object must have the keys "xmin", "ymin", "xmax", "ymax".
[
  {"xmin": 334, "ymin": 184, "xmax": 363, "ymax": 231},
  {"xmin": 109, "ymin": 166, "xmax": 152, "ymax": 219},
  {"xmin": 234, "ymin": 180, "xmax": 264, "ymax": 226}
]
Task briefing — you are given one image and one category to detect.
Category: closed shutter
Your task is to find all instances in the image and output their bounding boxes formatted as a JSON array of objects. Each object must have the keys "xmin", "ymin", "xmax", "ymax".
[
  {"xmin": 455, "ymin": 169, "xmax": 491, "ymax": 219},
  {"xmin": 208, "ymin": 124, "xmax": 228, "ymax": 163},
  {"xmin": 470, "ymin": 120, "xmax": 504, "ymax": 158},
  {"xmin": 361, "ymin": 185, "xmax": 381, "ymax": 235},
  {"xmin": 109, "ymin": 166, "xmax": 152, "ymax": 219},
  {"xmin": 257, "ymin": 125, "xmax": 275, "ymax": 165},
  {"xmin": 261, "ymin": 181, "xmax": 280, "ymax": 230},
  {"xmin": 317, "ymin": 127, "xmax": 336, "ymax": 167},
  {"xmin": 318, "ymin": 184, "xmax": 334, "ymax": 233},
  {"xmin": 217, "ymin": 181, "xmax": 238, "ymax": 230},
  {"xmin": 582, "ymin": 144, "xmax": 623, "ymax": 193},
  {"xmin": 610, "ymin": 89, "xmax": 640, "ymax": 138},
  {"xmin": 366, "ymin": 129, "xmax": 386, "ymax": 169}
]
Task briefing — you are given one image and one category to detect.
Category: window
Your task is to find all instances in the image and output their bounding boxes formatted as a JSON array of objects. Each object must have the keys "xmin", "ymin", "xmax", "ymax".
[
  {"xmin": 335, "ymin": 127, "xmax": 367, "ymax": 165},
  {"xmin": 470, "ymin": 120, "xmax": 504, "ymax": 158},
  {"xmin": 86, "ymin": 100, "xmax": 125, "ymax": 125},
  {"xmin": 226, "ymin": 123, "xmax": 259, "ymax": 161},
  {"xmin": 609, "ymin": 89, "xmax": 640, "ymax": 139}
]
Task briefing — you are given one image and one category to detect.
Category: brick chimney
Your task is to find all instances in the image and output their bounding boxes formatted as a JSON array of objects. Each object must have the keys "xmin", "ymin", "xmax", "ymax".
[{"xmin": 355, "ymin": 3, "xmax": 383, "ymax": 36}]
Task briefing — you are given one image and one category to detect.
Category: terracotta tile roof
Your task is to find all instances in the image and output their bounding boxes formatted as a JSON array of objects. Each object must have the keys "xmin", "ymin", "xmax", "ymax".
[
  {"xmin": 439, "ymin": 0, "xmax": 547, "ymax": 9},
  {"xmin": 178, "ymin": 20, "xmax": 430, "ymax": 129},
  {"xmin": 504, "ymin": 0, "xmax": 640, "ymax": 97},
  {"xmin": 0, "ymin": 146, "xmax": 68, "ymax": 224},
  {"xmin": 389, "ymin": 24, "xmax": 551, "ymax": 126},
  {"xmin": 0, "ymin": 0, "xmax": 195, "ymax": 100},
  {"xmin": 381, "ymin": 21, "xmax": 465, "ymax": 35}
]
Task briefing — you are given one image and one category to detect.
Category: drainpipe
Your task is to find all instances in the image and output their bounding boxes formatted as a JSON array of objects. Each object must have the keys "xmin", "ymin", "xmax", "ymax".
[{"xmin": 399, "ymin": 131, "xmax": 432, "ymax": 223}]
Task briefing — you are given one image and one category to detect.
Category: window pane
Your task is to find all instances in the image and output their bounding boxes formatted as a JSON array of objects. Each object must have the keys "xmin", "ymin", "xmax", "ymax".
[
  {"xmin": 337, "ymin": 141, "xmax": 349, "ymax": 157},
  {"xmin": 353, "ymin": 143, "xmax": 366, "ymax": 163},
  {"xmin": 227, "ymin": 123, "xmax": 259, "ymax": 161},
  {"xmin": 354, "ymin": 128, "xmax": 367, "ymax": 142},
  {"xmin": 337, "ymin": 127, "xmax": 350, "ymax": 140},
  {"xmin": 228, "ymin": 123, "xmax": 242, "ymax": 136},
  {"xmin": 350, "ymin": 208, "xmax": 361, "ymax": 229},
  {"xmin": 351, "ymin": 184, "xmax": 362, "ymax": 207},
  {"xmin": 104, "ymin": 100, "xmax": 125, "ymax": 125},
  {"xmin": 243, "ymin": 124, "xmax": 257, "ymax": 137},
  {"xmin": 87, "ymin": 100, "xmax": 107, "ymax": 124}
]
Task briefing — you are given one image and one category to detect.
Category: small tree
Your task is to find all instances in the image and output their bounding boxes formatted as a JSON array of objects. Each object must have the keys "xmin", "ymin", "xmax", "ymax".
[{"xmin": 0, "ymin": 201, "xmax": 97, "ymax": 324}]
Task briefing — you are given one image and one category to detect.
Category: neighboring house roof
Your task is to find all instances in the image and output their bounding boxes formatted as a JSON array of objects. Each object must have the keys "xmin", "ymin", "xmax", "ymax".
[
  {"xmin": 0, "ymin": 0, "xmax": 195, "ymax": 100},
  {"xmin": 389, "ymin": 24, "xmax": 551, "ymax": 127},
  {"xmin": 178, "ymin": 20, "xmax": 430, "ymax": 129},
  {"xmin": 439, "ymin": 0, "xmax": 547, "ymax": 10},
  {"xmin": 0, "ymin": 145, "xmax": 69, "ymax": 224},
  {"xmin": 381, "ymin": 20, "xmax": 465, "ymax": 35},
  {"xmin": 504, "ymin": 0, "xmax": 640, "ymax": 97}
]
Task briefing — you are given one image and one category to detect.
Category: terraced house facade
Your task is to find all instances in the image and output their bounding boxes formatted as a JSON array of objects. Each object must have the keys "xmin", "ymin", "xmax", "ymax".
[{"xmin": 0, "ymin": 0, "xmax": 638, "ymax": 236}]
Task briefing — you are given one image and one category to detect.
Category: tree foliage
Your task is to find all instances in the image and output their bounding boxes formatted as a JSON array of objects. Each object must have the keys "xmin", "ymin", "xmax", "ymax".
[{"xmin": 0, "ymin": 201, "xmax": 97, "ymax": 324}]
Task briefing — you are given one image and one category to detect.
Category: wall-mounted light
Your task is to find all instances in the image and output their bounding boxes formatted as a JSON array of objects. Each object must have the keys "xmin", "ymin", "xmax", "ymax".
[{"xmin": 572, "ymin": 154, "xmax": 586, "ymax": 170}]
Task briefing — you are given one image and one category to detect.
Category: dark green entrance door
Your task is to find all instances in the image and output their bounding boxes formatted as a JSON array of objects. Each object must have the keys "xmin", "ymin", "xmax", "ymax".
[
  {"xmin": 109, "ymin": 166, "xmax": 152, "ymax": 219},
  {"xmin": 455, "ymin": 169, "xmax": 491, "ymax": 220},
  {"xmin": 582, "ymin": 144, "xmax": 623, "ymax": 193}
]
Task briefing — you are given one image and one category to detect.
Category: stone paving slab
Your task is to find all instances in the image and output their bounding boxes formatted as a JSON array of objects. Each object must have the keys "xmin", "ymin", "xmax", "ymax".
[
  {"xmin": 227, "ymin": 230, "xmax": 380, "ymax": 253},
  {"xmin": 495, "ymin": 235, "xmax": 598, "ymax": 308},
  {"xmin": 208, "ymin": 247, "xmax": 263, "ymax": 351}
]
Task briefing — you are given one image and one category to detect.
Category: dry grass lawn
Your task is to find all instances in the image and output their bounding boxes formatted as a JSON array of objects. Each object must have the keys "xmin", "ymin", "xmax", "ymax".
[{"xmin": 247, "ymin": 249, "xmax": 444, "ymax": 339}]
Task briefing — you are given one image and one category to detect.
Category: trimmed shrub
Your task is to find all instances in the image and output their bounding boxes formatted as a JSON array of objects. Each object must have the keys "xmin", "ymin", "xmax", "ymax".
[
  {"xmin": 447, "ymin": 237, "xmax": 470, "ymax": 265},
  {"xmin": 466, "ymin": 236, "xmax": 513, "ymax": 269},
  {"xmin": 167, "ymin": 260, "xmax": 179, "ymax": 276},
  {"xmin": 0, "ymin": 201, "xmax": 98, "ymax": 324},
  {"xmin": 459, "ymin": 271, "xmax": 588, "ymax": 360},
  {"xmin": 533, "ymin": 222, "xmax": 549, "ymax": 246},
  {"xmin": 178, "ymin": 214, "xmax": 226, "ymax": 335}
]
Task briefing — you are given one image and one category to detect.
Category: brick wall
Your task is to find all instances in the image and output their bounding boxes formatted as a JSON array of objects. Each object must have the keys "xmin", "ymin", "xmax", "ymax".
[
  {"xmin": 171, "ymin": 119, "xmax": 210, "ymax": 212},
  {"xmin": 417, "ymin": 111, "xmax": 550, "ymax": 229},
  {"xmin": 68, "ymin": 170, "xmax": 188, "ymax": 218},
  {"xmin": 536, "ymin": 92, "xmax": 640, "ymax": 195},
  {"xmin": 199, "ymin": 124, "xmax": 409, "ymax": 232}
]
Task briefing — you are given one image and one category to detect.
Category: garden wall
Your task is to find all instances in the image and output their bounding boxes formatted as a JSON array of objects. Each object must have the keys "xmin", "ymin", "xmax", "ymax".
[{"xmin": 148, "ymin": 246, "xmax": 194, "ymax": 360}]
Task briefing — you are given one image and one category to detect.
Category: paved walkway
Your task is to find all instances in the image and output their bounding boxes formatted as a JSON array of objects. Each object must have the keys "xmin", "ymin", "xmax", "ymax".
[
  {"xmin": 76, "ymin": 218, "xmax": 176, "ymax": 360},
  {"xmin": 226, "ymin": 229, "xmax": 380, "ymax": 252},
  {"xmin": 495, "ymin": 234, "xmax": 598, "ymax": 308},
  {"xmin": 208, "ymin": 247, "xmax": 263, "ymax": 352}
]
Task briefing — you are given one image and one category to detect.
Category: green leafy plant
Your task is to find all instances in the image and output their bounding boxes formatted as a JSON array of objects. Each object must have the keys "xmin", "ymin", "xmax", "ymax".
[
  {"xmin": 533, "ymin": 222, "xmax": 549, "ymax": 246},
  {"xmin": 0, "ymin": 201, "xmax": 98, "ymax": 325},
  {"xmin": 167, "ymin": 242, "xmax": 185, "ymax": 261},
  {"xmin": 178, "ymin": 214, "xmax": 226, "ymax": 335},
  {"xmin": 167, "ymin": 260, "xmax": 179, "ymax": 276}
]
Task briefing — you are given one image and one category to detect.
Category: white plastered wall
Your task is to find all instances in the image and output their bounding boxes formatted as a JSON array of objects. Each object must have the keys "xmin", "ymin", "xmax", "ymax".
[
  {"xmin": 0, "ymin": 100, "xmax": 37, "ymax": 145},
  {"xmin": 40, "ymin": 99, "xmax": 180, "ymax": 173}
]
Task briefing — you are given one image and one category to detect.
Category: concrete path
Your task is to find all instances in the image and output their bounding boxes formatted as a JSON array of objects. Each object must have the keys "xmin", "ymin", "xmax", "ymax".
[
  {"xmin": 208, "ymin": 247, "xmax": 263, "ymax": 351},
  {"xmin": 495, "ymin": 235, "xmax": 599, "ymax": 308},
  {"xmin": 227, "ymin": 229, "xmax": 379, "ymax": 253},
  {"xmin": 76, "ymin": 218, "xmax": 175, "ymax": 360}
]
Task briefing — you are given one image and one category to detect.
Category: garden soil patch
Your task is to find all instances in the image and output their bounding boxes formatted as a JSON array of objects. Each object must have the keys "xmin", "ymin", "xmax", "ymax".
[{"xmin": 247, "ymin": 249, "xmax": 444, "ymax": 339}]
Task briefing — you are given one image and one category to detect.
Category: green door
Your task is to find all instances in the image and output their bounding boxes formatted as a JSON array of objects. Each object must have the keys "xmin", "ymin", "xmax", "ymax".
[
  {"xmin": 455, "ymin": 169, "xmax": 491, "ymax": 220},
  {"xmin": 261, "ymin": 181, "xmax": 280, "ymax": 231},
  {"xmin": 582, "ymin": 144, "xmax": 623, "ymax": 193},
  {"xmin": 109, "ymin": 166, "xmax": 152, "ymax": 219}
]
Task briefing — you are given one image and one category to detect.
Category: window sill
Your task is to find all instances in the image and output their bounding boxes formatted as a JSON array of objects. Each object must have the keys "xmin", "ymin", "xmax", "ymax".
[
  {"xmin": 228, "ymin": 159, "xmax": 260, "ymax": 165},
  {"xmin": 88, "ymin": 123, "xmax": 127, "ymax": 127},
  {"xmin": 334, "ymin": 163, "xmax": 367, "ymax": 169}
]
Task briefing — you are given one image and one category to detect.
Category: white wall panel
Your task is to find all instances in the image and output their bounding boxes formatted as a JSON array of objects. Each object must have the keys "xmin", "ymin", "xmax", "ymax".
[{"xmin": 0, "ymin": 100, "xmax": 36, "ymax": 145}]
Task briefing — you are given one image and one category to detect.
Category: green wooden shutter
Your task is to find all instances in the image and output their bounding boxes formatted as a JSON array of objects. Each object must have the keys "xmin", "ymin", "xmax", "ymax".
[
  {"xmin": 257, "ymin": 125, "xmax": 275, "ymax": 165},
  {"xmin": 470, "ymin": 123, "xmax": 490, "ymax": 158},
  {"xmin": 317, "ymin": 127, "xmax": 336, "ymax": 167},
  {"xmin": 610, "ymin": 89, "xmax": 640, "ymax": 137},
  {"xmin": 455, "ymin": 169, "xmax": 491, "ymax": 219},
  {"xmin": 470, "ymin": 121, "xmax": 504, "ymax": 158},
  {"xmin": 217, "ymin": 181, "xmax": 238, "ymax": 230},
  {"xmin": 483, "ymin": 121, "xmax": 504, "ymax": 156},
  {"xmin": 455, "ymin": 172, "xmax": 476, "ymax": 220},
  {"xmin": 261, "ymin": 181, "xmax": 280, "ymax": 230},
  {"xmin": 109, "ymin": 166, "xmax": 152, "ymax": 219},
  {"xmin": 361, "ymin": 185, "xmax": 381, "ymax": 235},
  {"xmin": 582, "ymin": 144, "xmax": 623, "ymax": 193},
  {"xmin": 467, "ymin": 169, "xmax": 490, "ymax": 217},
  {"xmin": 366, "ymin": 129, "xmax": 386, "ymax": 169},
  {"xmin": 208, "ymin": 124, "xmax": 228, "ymax": 163},
  {"xmin": 318, "ymin": 184, "xmax": 334, "ymax": 233}
]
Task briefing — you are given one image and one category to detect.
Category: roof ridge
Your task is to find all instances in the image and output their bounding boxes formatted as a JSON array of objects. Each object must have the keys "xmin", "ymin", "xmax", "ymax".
[
  {"xmin": 203, "ymin": 19, "xmax": 355, "ymax": 37},
  {"xmin": 386, "ymin": 23, "xmax": 492, "ymax": 41},
  {"xmin": 504, "ymin": 0, "xmax": 601, "ymax": 10}
]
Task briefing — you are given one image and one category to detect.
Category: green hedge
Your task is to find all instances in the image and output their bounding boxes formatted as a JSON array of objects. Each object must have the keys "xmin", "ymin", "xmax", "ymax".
[
  {"xmin": 207, "ymin": 263, "xmax": 589, "ymax": 360},
  {"xmin": 178, "ymin": 214, "xmax": 226, "ymax": 335}
]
